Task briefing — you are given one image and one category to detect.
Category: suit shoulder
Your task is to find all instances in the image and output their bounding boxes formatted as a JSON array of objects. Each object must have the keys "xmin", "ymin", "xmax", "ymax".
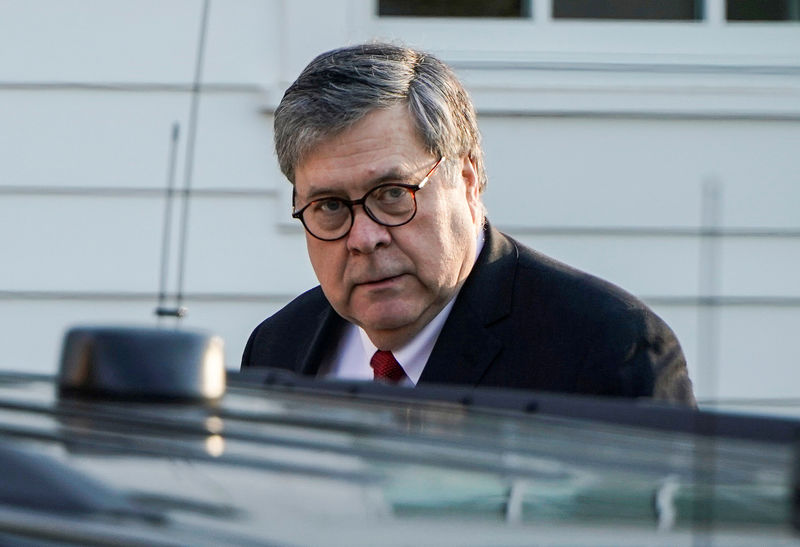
[
  {"xmin": 505, "ymin": 235, "xmax": 692, "ymax": 403},
  {"xmin": 252, "ymin": 285, "xmax": 329, "ymax": 337},
  {"xmin": 506, "ymin": 234, "xmax": 678, "ymax": 360},
  {"xmin": 241, "ymin": 286, "xmax": 329, "ymax": 369},
  {"xmin": 511, "ymin": 236, "xmax": 650, "ymax": 320}
]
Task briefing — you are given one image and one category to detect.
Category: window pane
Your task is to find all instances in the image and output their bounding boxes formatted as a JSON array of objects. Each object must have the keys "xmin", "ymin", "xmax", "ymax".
[
  {"xmin": 378, "ymin": 0, "xmax": 530, "ymax": 18},
  {"xmin": 553, "ymin": 0, "xmax": 700, "ymax": 20},
  {"xmin": 727, "ymin": 0, "xmax": 800, "ymax": 20}
]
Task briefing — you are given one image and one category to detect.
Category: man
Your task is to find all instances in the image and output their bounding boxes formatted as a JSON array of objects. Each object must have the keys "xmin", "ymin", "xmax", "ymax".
[{"xmin": 242, "ymin": 43, "xmax": 695, "ymax": 405}]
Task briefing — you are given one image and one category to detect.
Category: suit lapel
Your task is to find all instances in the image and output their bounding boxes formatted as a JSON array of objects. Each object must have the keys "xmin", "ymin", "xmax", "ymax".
[
  {"xmin": 297, "ymin": 303, "xmax": 346, "ymax": 376},
  {"xmin": 419, "ymin": 224, "xmax": 517, "ymax": 386}
]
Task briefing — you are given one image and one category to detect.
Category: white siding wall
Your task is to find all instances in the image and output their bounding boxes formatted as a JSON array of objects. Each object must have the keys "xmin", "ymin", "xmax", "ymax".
[{"xmin": 1, "ymin": 0, "xmax": 798, "ymax": 405}]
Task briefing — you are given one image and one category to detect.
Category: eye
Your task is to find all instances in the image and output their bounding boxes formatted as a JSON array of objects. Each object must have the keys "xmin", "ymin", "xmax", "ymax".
[
  {"xmin": 373, "ymin": 185, "xmax": 408, "ymax": 203},
  {"xmin": 313, "ymin": 198, "xmax": 345, "ymax": 214}
]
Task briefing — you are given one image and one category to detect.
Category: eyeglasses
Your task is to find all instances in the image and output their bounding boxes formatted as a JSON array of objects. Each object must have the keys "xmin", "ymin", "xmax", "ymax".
[{"xmin": 292, "ymin": 157, "xmax": 444, "ymax": 241}]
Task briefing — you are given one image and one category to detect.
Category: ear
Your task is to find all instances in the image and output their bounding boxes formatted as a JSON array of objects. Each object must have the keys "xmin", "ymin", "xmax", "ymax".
[{"xmin": 459, "ymin": 154, "xmax": 482, "ymax": 223}]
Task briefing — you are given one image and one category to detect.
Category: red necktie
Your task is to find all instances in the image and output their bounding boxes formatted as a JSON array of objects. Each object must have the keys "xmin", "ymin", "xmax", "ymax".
[{"xmin": 370, "ymin": 350, "xmax": 406, "ymax": 384}]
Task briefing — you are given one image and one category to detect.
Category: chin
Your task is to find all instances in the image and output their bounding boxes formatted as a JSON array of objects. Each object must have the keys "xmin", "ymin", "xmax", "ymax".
[
  {"xmin": 356, "ymin": 304, "xmax": 421, "ymax": 333},
  {"xmin": 360, "ymin": 315, "xmax": 414, "ymax": 333}
]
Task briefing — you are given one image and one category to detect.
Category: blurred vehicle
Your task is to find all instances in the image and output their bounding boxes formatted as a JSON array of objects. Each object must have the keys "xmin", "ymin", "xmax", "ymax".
[{"xmin": 0, "ymin": 326, "xmax": 798, "ymax": 546}]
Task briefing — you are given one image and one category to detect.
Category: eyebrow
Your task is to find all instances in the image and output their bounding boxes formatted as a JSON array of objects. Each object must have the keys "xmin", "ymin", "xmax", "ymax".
[{"xmin": 299, "ymin": 167, "xmax": 415, "ymax": 203}]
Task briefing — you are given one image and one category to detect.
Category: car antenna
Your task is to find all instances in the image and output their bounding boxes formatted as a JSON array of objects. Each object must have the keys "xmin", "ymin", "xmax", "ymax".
[
  {"xmin": 154, "ymin": 0, "xmax": 211, "ymax": 324},
  {"xmin": 154, "ymin": 122, "xmax": 185, "ymax": 322}
]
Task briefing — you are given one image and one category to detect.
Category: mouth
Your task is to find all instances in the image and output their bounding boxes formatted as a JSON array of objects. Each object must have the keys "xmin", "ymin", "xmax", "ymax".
[{"xmin": 355, "ymin": 273, "xmax": 405, "ymax": 289}]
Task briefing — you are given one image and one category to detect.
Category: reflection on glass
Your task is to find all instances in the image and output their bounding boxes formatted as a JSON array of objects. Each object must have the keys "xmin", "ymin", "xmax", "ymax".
[{"xmin": 204, "ymin": 434, "xmax": 225, "ymax": 458}]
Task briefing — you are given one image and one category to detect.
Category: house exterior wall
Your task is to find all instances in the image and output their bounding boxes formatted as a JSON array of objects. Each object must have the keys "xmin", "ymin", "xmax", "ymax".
[{"xmin": 1, "ymin": 0, "xmax": 798, "ymax": 404}]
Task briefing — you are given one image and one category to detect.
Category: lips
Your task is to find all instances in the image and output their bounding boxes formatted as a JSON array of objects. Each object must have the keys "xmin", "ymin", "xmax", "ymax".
[{"xmin": 354, "ymin": 273, "xmax": 404, "ymax": 287}]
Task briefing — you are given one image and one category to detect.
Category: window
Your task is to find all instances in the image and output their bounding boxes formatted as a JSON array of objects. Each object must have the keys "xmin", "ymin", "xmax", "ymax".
[
  {"xmin": 378, "ymin": 0, "xmax": 530, "ymax": 18},
  {"xmin": 552, "ymin": 0, "xmax": 701, "ymax": 20},
  {"xmin": 727, "ymin": 0, "xmax": 800, "ymax": 20},
  {"xmin": 378, "ymin": 0, "xmax": 800, "ymax": 23}
]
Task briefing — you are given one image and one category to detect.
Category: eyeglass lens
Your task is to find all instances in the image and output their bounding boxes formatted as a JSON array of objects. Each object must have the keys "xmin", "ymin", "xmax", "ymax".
[
  {"xmin": 303, "ymin": 184, "xmax": 417, "ymax": 240},
  {"xmin": 294, "ymin": 157, "xmax": 443, "ymax": 241}
]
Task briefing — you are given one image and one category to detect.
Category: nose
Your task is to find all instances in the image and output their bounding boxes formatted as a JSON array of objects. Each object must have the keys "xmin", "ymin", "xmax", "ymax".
[{"xmin": 346, "ymin": 205, "xmax": 391, "ymax": 254}]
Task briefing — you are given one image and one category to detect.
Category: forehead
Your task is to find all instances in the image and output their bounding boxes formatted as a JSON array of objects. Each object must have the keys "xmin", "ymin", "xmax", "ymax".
[{"xmin": 294, "ymin": 105, "xmax": 429, "ymax": 195}]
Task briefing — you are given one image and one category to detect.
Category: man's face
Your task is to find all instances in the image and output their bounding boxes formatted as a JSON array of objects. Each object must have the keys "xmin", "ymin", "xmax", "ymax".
[{"xmin": 293, "ymin": 105, "xmax": 483, "ymax": 350}]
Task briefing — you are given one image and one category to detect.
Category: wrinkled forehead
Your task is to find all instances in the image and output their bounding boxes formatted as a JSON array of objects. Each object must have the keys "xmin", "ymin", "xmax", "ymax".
[
  {"xmin": 290, "ymin": 104, "xmax": 432, "ymax": 184},
  {"xmin": 293, "ymin": 106, "xmax": 431, "ymax": 189}
]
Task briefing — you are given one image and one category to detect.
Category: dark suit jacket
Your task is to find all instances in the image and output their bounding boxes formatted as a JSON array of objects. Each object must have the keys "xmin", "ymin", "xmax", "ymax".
[{"xmin": 242, "ymin": 223, "xmax": 695, "ymax": 405}]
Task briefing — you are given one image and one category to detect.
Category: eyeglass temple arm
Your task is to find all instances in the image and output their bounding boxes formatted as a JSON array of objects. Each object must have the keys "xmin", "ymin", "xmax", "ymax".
[{"xmin": 417, "ymin": 156, "xmax": 445, "ymax": 190}]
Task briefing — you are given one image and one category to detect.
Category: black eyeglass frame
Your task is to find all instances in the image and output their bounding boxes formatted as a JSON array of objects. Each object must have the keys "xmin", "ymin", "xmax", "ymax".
[{"xmin": 291, "ymin": 157, "xmax": 445, "ymax": 241}]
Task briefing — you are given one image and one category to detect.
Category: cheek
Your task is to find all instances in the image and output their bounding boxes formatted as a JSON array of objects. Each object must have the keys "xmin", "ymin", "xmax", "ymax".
[
  {"xmin": 307, "ymin": 240, "xmax": 343, "ymax": 286},
  {"xmin": 422, "ymin": 202, "xmax": 478, "ymax": 279},
  {"xmin": 403, "ymin": 223, "xmax": 458, "ymax": 284}
]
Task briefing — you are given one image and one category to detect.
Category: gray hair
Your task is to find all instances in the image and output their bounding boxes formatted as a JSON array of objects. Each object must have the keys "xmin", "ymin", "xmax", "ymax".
[{"xmin": 274, "ymin": 42, "xmax": 486, "ymax": 193}]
